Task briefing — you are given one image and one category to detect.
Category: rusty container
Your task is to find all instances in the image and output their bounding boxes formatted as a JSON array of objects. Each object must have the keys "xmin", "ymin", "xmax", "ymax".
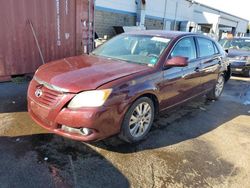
[{"xmin": 0, "ymin": 0, "xmax": 94, "ymax": 81}]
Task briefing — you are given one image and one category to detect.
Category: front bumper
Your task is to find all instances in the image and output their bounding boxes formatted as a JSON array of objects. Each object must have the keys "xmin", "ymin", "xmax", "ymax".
[
  {"xmin": 231, "ymin": 66, "xmax": 250, "ymax": 75},
  {"xmin": 230, "ymin": 61, "xmax": 250, "ymax": 75},
  {"xmin": 27, "ymin": 79, "xmax": 124, "ymax": 142}
]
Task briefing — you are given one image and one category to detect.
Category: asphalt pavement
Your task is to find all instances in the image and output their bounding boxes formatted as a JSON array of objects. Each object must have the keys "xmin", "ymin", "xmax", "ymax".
[{"xmin": 0, "ymin": 76, "xmax": 250, "ymax": 188}]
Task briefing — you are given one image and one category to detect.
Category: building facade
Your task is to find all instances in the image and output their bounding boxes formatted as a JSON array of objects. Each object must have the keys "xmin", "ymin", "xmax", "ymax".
[{"xmin": 95, "ymin": 0, "xmax": 249, "ymax": 40}]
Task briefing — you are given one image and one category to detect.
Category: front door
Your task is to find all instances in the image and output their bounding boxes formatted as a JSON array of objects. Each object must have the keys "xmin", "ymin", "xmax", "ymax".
[{"xmin": 160, "ymin": 36, "xmax": 202, "ymax": 110}]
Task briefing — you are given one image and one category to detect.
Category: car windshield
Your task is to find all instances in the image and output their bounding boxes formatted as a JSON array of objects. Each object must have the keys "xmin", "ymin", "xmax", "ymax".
[
  {"xmin": 92, "ymin": 35, "xmax": 171, "ymax": 66},
  {"xmin": 219, "ymin": 38, "xmax": 250, "ymax": 51}
]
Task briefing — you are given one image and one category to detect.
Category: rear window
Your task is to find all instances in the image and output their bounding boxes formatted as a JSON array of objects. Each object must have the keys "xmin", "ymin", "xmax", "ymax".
[{"xmin": 197, "ymin": 38, "xmax": 215, "ymax": 57}]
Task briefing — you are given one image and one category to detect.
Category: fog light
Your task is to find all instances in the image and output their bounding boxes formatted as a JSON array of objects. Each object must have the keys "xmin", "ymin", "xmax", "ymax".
[
  {"xmin": 80, "ymin": 128, "xmax": 93, "ymax": 136},
  {"xmin": 61, "ymin": 125, "xmax": 93, "ymax": 136}
]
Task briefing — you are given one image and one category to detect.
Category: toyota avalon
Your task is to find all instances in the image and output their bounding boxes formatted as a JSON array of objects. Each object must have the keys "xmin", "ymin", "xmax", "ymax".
[{"xmin": 28, "ymin": 31, "xmax": 230, "ymax": 143}]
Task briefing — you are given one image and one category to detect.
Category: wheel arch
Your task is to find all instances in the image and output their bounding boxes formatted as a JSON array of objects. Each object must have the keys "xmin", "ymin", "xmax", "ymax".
[
  {"xmin": 129, "ymin": 92, "xmax": 160, "ymax": 117},
  {"xmin": 224, "ymin": 64, "xmax": 231, "ymax": 82}
]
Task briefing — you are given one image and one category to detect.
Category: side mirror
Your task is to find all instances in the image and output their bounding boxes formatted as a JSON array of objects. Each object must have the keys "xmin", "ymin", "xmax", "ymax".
[
  {"xmin": 164, "ymin": 56, "xmax": 188, "ymax": 67},
  {"xmin": 225, "ymin": 49, "xmax": 229, "ymax": 54}
]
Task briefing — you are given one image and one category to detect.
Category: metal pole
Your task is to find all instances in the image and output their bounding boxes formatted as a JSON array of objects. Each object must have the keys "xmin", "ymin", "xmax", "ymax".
[
  {"xmin": 28, "ymin": 20, "xmax": 45, "ymax": 65},
  {"xmin": 174, "ymin": 1, "xmax": 178, "ymax": 30},
  {"xmin": 163, "ymin": 0, "xmax": 168, "ymax": 30}
]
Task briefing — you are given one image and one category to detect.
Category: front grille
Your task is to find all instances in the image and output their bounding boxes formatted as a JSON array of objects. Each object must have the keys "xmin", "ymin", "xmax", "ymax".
[{"xmin": 36, "ymin": 86, "xmax": 63, "ymax": 107}]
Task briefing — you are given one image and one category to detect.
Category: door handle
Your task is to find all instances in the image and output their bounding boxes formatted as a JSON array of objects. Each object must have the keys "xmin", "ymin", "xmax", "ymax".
[
  {"xmin": 194, "ymin": 67, "xmax": 200, "ymax": 72},
  {"xmin": 215, "ymin": 57, "xmax": 222, "ymax": 65}
]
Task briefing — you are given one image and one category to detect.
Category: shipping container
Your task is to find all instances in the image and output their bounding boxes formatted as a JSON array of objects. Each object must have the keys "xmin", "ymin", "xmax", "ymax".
[{"xmin": 0, "ymin": 0, "xmax": 94, "ymax": 82}]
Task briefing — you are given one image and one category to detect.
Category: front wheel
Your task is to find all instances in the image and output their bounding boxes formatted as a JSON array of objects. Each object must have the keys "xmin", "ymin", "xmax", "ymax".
[
  {"xmin": 119, "ymin": 97, "xmax": 155, "ymax": 143},
  {"xmin": 207, "ymin": 73, "xmax": 225, "ymax": 100}
]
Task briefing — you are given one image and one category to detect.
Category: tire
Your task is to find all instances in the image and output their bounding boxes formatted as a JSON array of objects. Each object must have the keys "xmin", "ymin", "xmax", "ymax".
[
  {"xmin": 207, "ymin": 73, "xmax": 225, "ymax": 100},
  {"xmin": 119, "ymin": 97, "xmax": 155, "ymax": 143}
]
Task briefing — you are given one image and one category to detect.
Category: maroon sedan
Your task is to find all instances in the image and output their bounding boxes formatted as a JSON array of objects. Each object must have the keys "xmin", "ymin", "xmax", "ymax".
[{"xmin": 28, "ymin": 31, "xmax": 230, "ymax": 143}]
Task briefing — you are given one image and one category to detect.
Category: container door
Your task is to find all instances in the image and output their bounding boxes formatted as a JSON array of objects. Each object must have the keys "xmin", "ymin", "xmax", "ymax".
[
  {"xmin": 0, "ymin": 0, "xmax": 78, "ymax": 77},
  {"xmin": 76, "ymin": 0, "xmax": 94, "ymax": 54}
]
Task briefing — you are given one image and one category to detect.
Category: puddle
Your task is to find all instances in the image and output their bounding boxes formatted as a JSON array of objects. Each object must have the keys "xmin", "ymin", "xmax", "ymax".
[
  {"xmin": 222, "ymin": 81, "xmax": 250, "ymax": 106},
  {"xmin": 243, "ymin": 91, "xmax": 250, "ymax": 105}
]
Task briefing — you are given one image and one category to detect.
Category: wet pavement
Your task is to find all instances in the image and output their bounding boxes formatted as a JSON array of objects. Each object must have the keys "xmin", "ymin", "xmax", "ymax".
[
  {"xmin": 0, "ymin": 77, "xmax": 250, "ymax": 188},
  {"xmin": 0, "ymin": 81, "xmax": 28, "ymax": 113}
]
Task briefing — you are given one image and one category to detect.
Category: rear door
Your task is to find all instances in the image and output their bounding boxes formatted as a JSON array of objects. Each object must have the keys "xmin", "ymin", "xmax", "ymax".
[{"xmin": 196, "ymin": 37, "xmax": 221, "ymax": 91}]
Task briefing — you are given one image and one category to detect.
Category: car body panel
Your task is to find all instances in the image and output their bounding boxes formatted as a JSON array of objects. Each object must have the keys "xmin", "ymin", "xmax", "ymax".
[
  {"xmin": 199, "ymin": 56, "xmax": 221, "ymax": 90},
  {"xmin": 35, "ymin": 55, "xmax": 151, "ymax": 93},
  {"xmin": 228, "ymin": 49, "xmax": 250, "ymax": 75},
  {"xmin": 227, "ymin": 49, "xmax": 250, "ymax": 58}
]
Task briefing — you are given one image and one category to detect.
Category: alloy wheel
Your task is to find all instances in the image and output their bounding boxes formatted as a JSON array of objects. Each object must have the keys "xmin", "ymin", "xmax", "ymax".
[
  {"xmin": 129, "ymin": 102, "xmax": 152, "ymax": 138},
  {"xmin": 215, "ymin": 75, "xmax": 225, "ymax": 97}
]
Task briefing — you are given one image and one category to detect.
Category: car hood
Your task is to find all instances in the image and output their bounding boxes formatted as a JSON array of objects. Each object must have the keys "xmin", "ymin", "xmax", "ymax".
[
  {"xmin": 35, "ymin": 55, "xmax": 150, "ymax": 93},
  {"xmin": 228, "ymin": 49, "xmax": 250, "ymax": 58}
]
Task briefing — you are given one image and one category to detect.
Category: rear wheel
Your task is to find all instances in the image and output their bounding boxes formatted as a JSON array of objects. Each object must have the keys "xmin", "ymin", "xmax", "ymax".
[
  {"xmin": 207, "ymin": 73, "xmax": 225, "ymax": 100},
  {"xmin": 119, "ymin": 97, "xmax": 155, "ymax": 143}
]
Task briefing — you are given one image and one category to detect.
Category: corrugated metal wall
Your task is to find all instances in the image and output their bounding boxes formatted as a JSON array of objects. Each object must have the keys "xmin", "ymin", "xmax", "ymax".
[{"xmin": 0, "ymin": 0, "xmax": 94, "ymax": 81}]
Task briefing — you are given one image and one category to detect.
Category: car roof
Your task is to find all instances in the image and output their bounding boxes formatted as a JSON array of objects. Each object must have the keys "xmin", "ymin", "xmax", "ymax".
[{"xmin": 124, "ymin": 30, "xmax": 200, "ymax": 38}]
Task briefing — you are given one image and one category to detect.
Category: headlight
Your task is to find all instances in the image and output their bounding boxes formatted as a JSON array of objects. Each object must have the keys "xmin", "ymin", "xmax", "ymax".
[{"xmin": 68, "ymin": 89, "xmax": 112, "ymax": 108}]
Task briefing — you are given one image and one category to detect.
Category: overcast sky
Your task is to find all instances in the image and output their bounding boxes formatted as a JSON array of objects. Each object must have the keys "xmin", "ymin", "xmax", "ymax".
[{"xmin": 195, "ymin": 0, "xmax": 250, "ymax": 21}]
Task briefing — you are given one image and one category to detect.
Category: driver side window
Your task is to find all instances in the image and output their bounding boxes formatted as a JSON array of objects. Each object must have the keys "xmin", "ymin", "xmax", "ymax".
[{"xmin": 171, "ymin": 37, "xmax": 197, "ymax": 61}]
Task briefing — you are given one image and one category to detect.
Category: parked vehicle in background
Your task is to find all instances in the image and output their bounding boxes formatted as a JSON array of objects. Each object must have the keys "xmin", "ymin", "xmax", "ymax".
[
  {"xmin": 28, "ymin": 31, "xmax": 230, "ymax": 143},
  {"xmin": 219, "ymin": 37, "xmax": 250, "ymax": 77}
]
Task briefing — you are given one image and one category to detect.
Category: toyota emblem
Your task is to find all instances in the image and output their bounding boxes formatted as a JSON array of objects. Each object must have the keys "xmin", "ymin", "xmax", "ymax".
[{"xmin": 35, "ymin": 89, "xmax": 43, "ymax": 98}]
